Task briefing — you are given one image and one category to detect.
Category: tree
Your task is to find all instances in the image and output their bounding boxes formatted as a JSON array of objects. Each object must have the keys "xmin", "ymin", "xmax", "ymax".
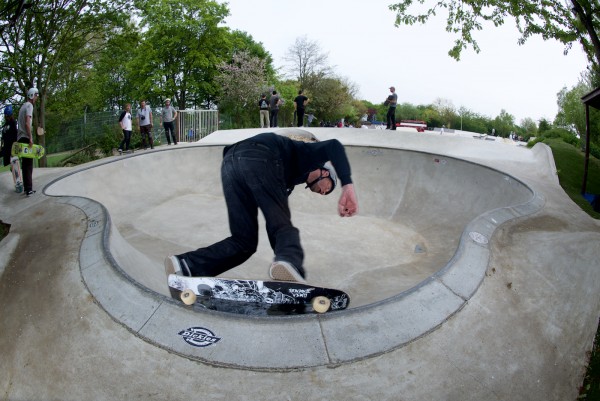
[
  {"xmin": 519, "ymin": 117, "xmax": 538, "ymax": 140},
  {"xmin": 133, "ymin": 0, "xmax": 230, "ymax": 109},
  {"xmin": 215, "ymin": 50, "xmax": 269, "ymax": 127},
  {"xmin": 0, "ymin": 0, "xmax": 129, "ymax": 165},
  {"xmin": 492, "ymin": 109, "xmax": 516, "ymax": 137},
  {"xmin": 389, "ymin": 0, "xmax": 600, "ymax": 78},
  {"xmin": 305, "ymin": 76, "xmax": 355, "ymax": 124},
  {"xmin": 283, "ymin": 36, "xmax": 333, "ymax": 89},
  {"xmin": 555, "ymin": 73, "xmax": 600, "ymax": 144},
  {"xmin": 433, "ymin": 97, "xmax": 456, "ymax": 128}
]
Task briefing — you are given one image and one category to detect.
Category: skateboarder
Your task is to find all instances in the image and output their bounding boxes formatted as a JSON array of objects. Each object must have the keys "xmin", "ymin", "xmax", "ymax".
[{"xmin": 166, "ymin": 132, "xmax": 359, "ymax": 283}]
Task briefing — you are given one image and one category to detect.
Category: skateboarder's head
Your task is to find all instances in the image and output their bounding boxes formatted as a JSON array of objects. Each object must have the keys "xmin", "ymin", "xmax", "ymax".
[
  {"xmin": 4, "ymin": 104, "xmax": 12, "ymax": 116},
  {"xmin": 305, "ymin": 162, "xmax": 337, "ymax": 196},
  {"xmin": 27, "ymin": 88, "xmax": 38, "ymax": 101}
]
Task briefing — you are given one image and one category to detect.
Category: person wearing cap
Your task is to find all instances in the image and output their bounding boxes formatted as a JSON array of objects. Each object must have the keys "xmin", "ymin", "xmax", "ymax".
[
  {"xmin": 17, "ymin": 88, "xmax": 39, "ymax": 196},
  {"xmin": 165, "ymin": 132, "xmax": 359, "ymax": 283},
  {"xmin": 385, "ymin": 86, "xmax": 398, "ymax": 130},
  {"xmin": 161, "ymin": 98, "xmax": 178, "ymax": 145},
  {"xmin": 1, "ymin": 105, "xmax": 18, "ymax": 168}
]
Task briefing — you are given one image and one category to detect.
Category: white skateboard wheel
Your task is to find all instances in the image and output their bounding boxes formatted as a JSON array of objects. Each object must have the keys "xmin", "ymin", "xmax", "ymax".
[
  {"xmin": 312, "ymin": 296, "xmax": 331, "ymax": 313},
  {"xmin": 180, "ymin": 289, "xmax": 197, "ymax": 305}
]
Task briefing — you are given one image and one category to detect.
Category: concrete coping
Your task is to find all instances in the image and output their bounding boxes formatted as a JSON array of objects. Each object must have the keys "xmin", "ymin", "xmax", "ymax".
[{"xmin": 44, "ymin": 143, "xmax": 545, "ymax": 371}]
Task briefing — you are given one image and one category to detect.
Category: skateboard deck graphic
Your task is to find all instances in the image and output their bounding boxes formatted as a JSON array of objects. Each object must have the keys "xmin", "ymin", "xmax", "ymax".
[
  {"xmin": 167, "ymin": 275, "xmax": 350, "ymax": 316},
  {"xmin": 10, "ymin": 156, "xmax": 23, "ymax": 193},
  {"xmin": 11, "ymin": 142, "xmax": 45, "ymax": 159}
]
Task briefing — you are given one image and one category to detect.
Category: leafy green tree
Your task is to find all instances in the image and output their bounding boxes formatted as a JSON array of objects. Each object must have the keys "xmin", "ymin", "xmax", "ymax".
[
  {"xmin": 0, "ymin": 0, "xmax": 129, "ymax": 165},
  {"xmin": 519, "ymin": 117, "xmax": 538, "ymax": 140},
  {"xmin": 389, "ymin": 0, "xmax": 600, "ymax": 78},
  {"xmin": 133, "ymin": 0, "xmax": 230, "ymax": 109},
  {"xmin": 433, "ymin": 97, "xmax": 456, "ymax": 128},
  {"xmin": 303, "ymin": 76, "xmax": 355, "ymax": 125},
  {"xmin": 492, "ymin": 109, "xmax": 516, "ymax": 137},
  {"xmin": 538, "ymin": 118, "xmax": 553, "ymax": 134},
  {"xmin": 215, "ymin": 50, "xmax": 269, "ymax": 127},
  {"xmin": 555, "ymin": 74, "xmax": 600, "ymax": 145}
]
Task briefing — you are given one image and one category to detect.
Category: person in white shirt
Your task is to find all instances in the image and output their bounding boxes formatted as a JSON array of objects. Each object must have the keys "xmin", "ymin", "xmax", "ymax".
[{"xmin": 118, "ymin": 103, "xmax": 133, "ymax": 152}]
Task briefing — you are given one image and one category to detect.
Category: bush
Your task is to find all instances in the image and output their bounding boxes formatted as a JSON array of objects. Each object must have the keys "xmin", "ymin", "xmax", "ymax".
[{"xmin": 528, "ymin": 128, "xmax": 580, "ymax": 148}]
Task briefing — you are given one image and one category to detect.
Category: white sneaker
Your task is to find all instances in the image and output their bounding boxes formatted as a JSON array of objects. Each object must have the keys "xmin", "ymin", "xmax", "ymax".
[
  {"xmin": 269, "ymin": 261, "xmax": 306, "ymax": 283},
  {"xmin": 164, "ymin": 255, "xmax": 191, "ymax": 277}
]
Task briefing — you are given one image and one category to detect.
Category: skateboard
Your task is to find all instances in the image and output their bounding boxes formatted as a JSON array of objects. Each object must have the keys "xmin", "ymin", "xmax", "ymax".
[
  {"xmin": 10, "ymin": 156, "xmax": 23, "ymax": 193},
  {"xmin": 11, "ymin": 142, "xmax": 45, "ymax": 159},
  {"xmin": 167, "ymin": 275, "xmax": 350, "ymax": 316},
  {"xmin": 118, "ymin": 149, "xmax": 134, "ymax": 155}
]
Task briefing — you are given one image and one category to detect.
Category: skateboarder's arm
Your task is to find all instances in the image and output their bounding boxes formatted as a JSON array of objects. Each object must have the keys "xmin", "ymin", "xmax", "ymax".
[
  {"xmin": 338, "ymin": 183, "xmax": 358, "ymax": 217},
  {"xmin": 25, "ymin": 115, "xmax": 33, "ymax": 146}
]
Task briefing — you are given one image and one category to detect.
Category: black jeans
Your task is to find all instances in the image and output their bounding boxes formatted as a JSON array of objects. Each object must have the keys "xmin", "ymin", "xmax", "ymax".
[
  {"xmin": 17, "ymin": 138, "xmax": 33, "ymax": 192},
  {"xmin": 270, "ymin": 109, "xmax": 279, "ymax": 127},
  {"xmin": 119, "ymin": 130, "xmax": 132, "ymax": 151},
  {"xmin": 140, "ymin": 125, "xmax": 153, "ymax": 149},
  {"xmin": 163, "ymin": 121, "xmax": 177, "ymax": 144},
  {"xmin": 296, "ymin": 109, "xmax": 305, "ymax": 127},
  {"xmin": 179, "ymin": 142, "xmax": 303, "ymax": 276},
  {"xmin": 386, "ymin": 107, "xmax": 396, "ymax": 129}
]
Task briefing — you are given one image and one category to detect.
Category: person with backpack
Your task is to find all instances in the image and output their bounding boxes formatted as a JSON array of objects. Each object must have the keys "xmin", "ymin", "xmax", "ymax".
[
  {"xmin": 258, "ymin": 94, "xmax": 270, "ymax": 128},
  {"xmin": 118, "ymin": 103, "xmax": 132, "ymax": 153},
  {"xmin": 1, "ymin": 104, "xmax": 18, "ymax": 168}
]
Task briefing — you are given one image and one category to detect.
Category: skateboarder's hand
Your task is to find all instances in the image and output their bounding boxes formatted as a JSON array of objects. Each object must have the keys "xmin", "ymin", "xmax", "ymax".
[{"xmin": 338, "ymin": 183, "xmax": 358, "ymax": 217}]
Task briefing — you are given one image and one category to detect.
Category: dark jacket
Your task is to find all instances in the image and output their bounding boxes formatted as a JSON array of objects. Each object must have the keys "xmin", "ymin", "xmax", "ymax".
[{"xmin": 224, "ymin": 133, "xmax": 353, "ymax": 193}]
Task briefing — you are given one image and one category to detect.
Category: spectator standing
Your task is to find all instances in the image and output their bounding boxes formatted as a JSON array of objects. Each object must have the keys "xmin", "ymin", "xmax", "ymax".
[
  {"xmin": 385, "ymin": 86, "xmax": 398, "ymax": 130},
  {"xmin": 1, "ymin": 105, "xmax": 18, "ymax": 167},
  {"xmin": 137, "ymin": 100, "xmax": 153, "ymax": 150},
  {"xmin": 17, "ymin": 88, "xmax": 39, "ymax": 196},
  {"xmin": 269, "ymin": 90, "xmax": 281, "ymax": 127},
  {"xmin": 118, "ymin": 103, "xmax": 133, "ymax": 152},
  {"xmin": 294, "ymin": 90, "xmax": 309, "ymax": 127},
  {"xmin": 161, "ymin": 98, "xmax": 178, "ymax": 145},
  {"xmin": 258, "ymin": 94, "xmax": 270, "ymax": 128}
]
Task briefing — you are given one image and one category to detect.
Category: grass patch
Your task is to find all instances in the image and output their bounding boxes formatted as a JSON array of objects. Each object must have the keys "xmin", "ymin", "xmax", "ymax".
[{"xmin": 544, "ymin": 138, "xmax": 600, "ymax": 219}]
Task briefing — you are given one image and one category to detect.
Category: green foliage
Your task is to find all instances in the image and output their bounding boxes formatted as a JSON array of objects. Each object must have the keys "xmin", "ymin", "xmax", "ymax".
[
  {"xmin": 536, "ymin": 138, "xmax": 600, "ymax": 218},
  {"xmin": 96, "ymin": 124, "xmax": 123, "ymax": 156},
  {"xmin": 528, "ymin": 128, "xmax": 580, "ymax": 147},
  {"xmin": 215, "ymin": 50, "xmax": 270, "ymax": 128},
  {"xmin": 131, "ymin": 0, "xmax": 231, "ymax": 109},
  {"xmin": 389, "ymin": 0, "xmax": 600, "ymax": 74}
]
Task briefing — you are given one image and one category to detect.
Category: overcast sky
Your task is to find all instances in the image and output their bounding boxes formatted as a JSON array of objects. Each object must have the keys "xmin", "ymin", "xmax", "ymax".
[{"xmin": 220, "ymin": 0, "xmax": 590, "ymax": 124}]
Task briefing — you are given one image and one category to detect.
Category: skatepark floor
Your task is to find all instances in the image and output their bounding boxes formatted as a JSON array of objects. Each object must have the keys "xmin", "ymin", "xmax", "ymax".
[{"xmin": 1, "ymin": 127, "xmax": 599, "ymax": 400}]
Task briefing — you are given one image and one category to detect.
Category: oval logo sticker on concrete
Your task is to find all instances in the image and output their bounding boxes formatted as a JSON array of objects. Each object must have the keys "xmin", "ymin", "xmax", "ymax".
[{"xmin": 178, "ymin": 327, "xmax": 221, "ymax": 347}]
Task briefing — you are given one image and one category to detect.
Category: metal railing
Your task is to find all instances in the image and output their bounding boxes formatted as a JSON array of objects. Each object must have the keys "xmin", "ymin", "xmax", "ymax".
[{"xmin": 177, "ymin": 110, "xmax": 219, "ymax": 142}]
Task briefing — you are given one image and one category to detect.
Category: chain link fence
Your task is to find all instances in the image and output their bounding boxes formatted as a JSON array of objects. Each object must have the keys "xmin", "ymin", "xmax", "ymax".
[{"xmin": 46, "ymin": 109, "xmax": 219, "ymax": 154}]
